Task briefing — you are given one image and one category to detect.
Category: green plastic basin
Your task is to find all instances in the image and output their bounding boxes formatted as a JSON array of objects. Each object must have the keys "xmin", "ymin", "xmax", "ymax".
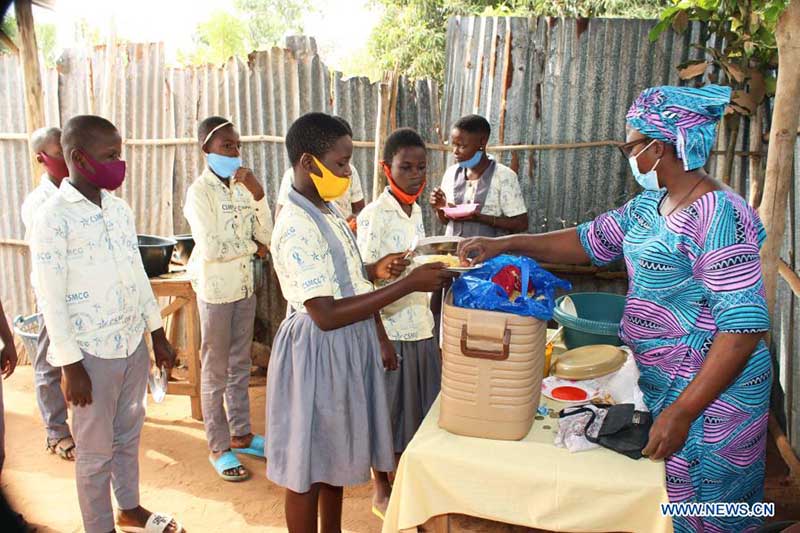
[{"xmin": 553, "ymin": 292, "xmax": 626, "ymax": 349}]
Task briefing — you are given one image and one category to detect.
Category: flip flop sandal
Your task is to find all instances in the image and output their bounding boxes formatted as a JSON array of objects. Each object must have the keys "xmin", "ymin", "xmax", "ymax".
[
  {"xmin": 118, "ymin": 512, "xmax": 184, "ymax": 533},
  {"xmin": 371, "ymin": 505, "xmax": 386, "ymax": 521},
  {"xmin": 209, "ymin": 451, "xmax": 249, "ymax": 482},
  {"xmin": 47, "ymin": 436, "xmax": 76, "ymax": 461},
  {"xmin": 231, "ymin": 434, "xmax": 265, "ymax": 459}
]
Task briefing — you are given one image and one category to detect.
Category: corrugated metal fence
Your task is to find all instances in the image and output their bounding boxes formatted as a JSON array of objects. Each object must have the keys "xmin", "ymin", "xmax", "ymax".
[
  {"xmin": 0, "ymin": 37, "xmax": 444, "ymax": 343},
  {"xmin": 1, "ymin": 16, "xmax": 796, "ymax": 453}
]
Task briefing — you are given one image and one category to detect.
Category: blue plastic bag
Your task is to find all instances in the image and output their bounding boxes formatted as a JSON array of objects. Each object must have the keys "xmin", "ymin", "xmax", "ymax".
[{"xmin": 452, "ymin": 254, "xmax": 571, "ymax": 320}]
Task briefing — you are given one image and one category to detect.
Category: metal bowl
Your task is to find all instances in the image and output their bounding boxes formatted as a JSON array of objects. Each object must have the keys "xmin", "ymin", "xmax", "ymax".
[
  {"xmin": 138, "ymin": 234, "xmax": 177, "ymax": 278},
  {"xmin": 172, "ymin": 234, "xmax": 195, "ymax": 265},
  {"xmin": 413, "ymin": 236, "xmax": 463, "ymax": 257}
]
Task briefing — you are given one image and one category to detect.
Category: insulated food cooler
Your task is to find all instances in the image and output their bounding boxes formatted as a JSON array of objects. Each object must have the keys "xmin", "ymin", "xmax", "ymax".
[{"xmin": 439, "ymin": 291, "xmax": 547, "ymax": 440}]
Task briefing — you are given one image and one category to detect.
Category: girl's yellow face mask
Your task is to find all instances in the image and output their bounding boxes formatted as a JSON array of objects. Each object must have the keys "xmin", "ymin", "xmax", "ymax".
[{"xmin": 309, "ymin": 155, "xmax": 350, "ymax": 202}]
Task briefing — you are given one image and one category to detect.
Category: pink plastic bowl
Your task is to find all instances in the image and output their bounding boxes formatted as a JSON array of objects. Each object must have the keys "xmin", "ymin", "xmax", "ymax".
[{"xmin": 442, "ymin": 203, "xmax": 479, "ymax": 219}]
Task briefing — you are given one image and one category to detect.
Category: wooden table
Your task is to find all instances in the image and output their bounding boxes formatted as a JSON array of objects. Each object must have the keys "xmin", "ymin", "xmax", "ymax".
[{"xmin": 149, "ymin": 270, "xmax": 202, "ymax": 420}]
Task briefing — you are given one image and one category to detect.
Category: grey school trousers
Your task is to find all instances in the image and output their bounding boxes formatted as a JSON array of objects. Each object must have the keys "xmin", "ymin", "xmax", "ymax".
[
  {"xmin": 35, "ymin": 323, "xmax": 71, "ymax": 441},
  {"xmin": 198, "ymin": 295, "xmax": 256, "ymax": 452},
  {"xmin": 72, "ymin": 339, "xmax": 148, "ymax": 533}
]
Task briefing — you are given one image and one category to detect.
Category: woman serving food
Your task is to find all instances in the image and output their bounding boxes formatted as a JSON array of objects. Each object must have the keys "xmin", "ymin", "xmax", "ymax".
[{"xmin": 458, "ymin": 85, "xmax": 771, "ymax": 533}]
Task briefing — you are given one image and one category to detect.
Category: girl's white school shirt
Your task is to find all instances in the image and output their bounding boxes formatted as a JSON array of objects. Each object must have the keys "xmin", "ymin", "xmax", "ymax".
[
  {"xmin": 184, "ymin": 169, "xmax": 273, "ymax": 304},
  {"xmin": 356, "ymin": 188, "xmax": 435, "ymax": 341},
  {"xmin": 29, "ymin": 180, "xmax": 163, "ymax": 367},
  {"xmin": 271, "ymin": 202, "xmax": 373, "ymax": 314},
  {"xmin": 439, "ymin": 161, "xmax": 527, "ymax": 217}
]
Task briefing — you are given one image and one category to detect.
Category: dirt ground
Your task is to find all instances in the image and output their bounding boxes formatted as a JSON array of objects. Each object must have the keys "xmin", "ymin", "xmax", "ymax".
[
  {"xmin": 2, "ymin": 367, "xmax": 379, "ymax": 533},
  {"xmin": 3, "ymin": 366, "xmax": 799, "ymax": 533}
]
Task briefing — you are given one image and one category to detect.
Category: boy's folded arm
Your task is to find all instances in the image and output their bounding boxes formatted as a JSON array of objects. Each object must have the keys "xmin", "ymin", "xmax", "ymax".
[
  {"xmin": 30, "ymin": 215, "xmax": 84, "ymax": 367},
  {"xmin": 251, "ymin": 196, "xmax": 273, "ymax": 247},
  {"xmin": 184, "ymin": 186, "xmax": 258, "ymax": 262}
]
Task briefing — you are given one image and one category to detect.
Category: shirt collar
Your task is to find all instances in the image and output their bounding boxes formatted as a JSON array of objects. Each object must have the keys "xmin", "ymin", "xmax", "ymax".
[
  {"xmin": 59, "ymin": 179, "xmax": 111, "ymax": 205},
  {"xmin": 201, "ymin": 167, "xmax": 231, "ymax": 191},
  {"xmin": 39, "ymin": 174, "xmax": 59, "ymax": 192},
  {"xmin": 379, "ymin": 187, "xmax": 420, "ymax": 218}
]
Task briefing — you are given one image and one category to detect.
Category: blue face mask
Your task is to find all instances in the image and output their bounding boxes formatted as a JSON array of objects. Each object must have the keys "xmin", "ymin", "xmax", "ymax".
[
  {"xmin": 207, "ymin": 153, "xmax": 242, "ymax": 179},
  {"xmin": 457, "ymin": 149, "xmax": 484, "ymax": 169},
  {"xmin": 628, "ymin": 140, "xmax": 662, "ymax": 191}
]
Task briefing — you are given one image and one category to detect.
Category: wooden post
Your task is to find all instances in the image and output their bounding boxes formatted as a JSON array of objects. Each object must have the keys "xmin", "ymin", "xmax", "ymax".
[
  {"xmin": 14, "ymin": 0, "xmax": 46, "ymax": 187},
  {"xmin": 372, "ymin": 77, "xmax": 392, "ymax": 200},
  {"xmin": 748, "ymin": 105, "xmax": 765, "ymax": 209},
  {"xmin": 759, "ymin": 0, "xmax": 800, "ymax": 320}
]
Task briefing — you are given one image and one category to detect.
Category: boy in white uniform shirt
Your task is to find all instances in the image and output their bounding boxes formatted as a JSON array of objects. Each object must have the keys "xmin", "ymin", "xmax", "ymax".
[
  {"xmin": 183, "ymin": 116, "xmax": 273, "ymax": 482},
  {"xmin": 21, "ymin": 126, "xmax": 76, "ymax": 461},
  {"xmin": 30, "ymin": 115, "xmax": 183, "ymax": 533},
  {"xmin": 274, "ymin": 116, "xmax": 365, "ymax": 225}
]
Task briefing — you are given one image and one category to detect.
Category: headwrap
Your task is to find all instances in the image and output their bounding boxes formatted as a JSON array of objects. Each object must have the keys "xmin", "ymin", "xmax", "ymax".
[
  {"xmin": 626, "ymin": 85, "xmax": 731, "ymax": 171},
  {"xmin": 202, "ymin": 120, "xmax": 233, "ymax": 148}
]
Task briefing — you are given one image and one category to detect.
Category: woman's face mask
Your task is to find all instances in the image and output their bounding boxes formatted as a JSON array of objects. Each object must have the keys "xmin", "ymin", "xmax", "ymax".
[{"xmin": 628, "ymin": 139, "xmax": 662, "ymax": 191}]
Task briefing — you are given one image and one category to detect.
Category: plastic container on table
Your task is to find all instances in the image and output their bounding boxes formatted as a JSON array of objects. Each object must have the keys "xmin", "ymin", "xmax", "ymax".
[
  {"xmin": 439, "ymin": 291, "xmax": 546, "ymax": 441},
  {"xmin": 552, "ymin": 292, "xmax": 626, "ymax": 349}
]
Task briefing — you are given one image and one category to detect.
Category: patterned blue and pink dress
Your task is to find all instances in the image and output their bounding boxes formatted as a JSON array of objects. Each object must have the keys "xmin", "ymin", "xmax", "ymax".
[{"xmin": 578, "ymin": 189, "xmax": 772, "ymax": 533}]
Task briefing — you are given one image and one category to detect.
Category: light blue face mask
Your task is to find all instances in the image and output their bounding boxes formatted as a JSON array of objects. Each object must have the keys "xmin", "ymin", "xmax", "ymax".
[
  {"xmin": 628, "ymin": 139, "xmax": 662, "ymax": 191},
  {"xmin": 207, "ymin": 153, "xmax": 242, "ymax": 179},
  {"xmin": 457, "ymin": 149, "xmax": 484, "ymax": 169}
]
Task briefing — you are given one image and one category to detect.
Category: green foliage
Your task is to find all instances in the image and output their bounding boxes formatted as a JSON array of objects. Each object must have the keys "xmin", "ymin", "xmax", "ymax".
[
  {"xmin": 0, "ymin": 15, "xmax": 59, "ymax": 67},
  {"xmin": 181, "ymin": 1, "xmax": 313, "ymax": 66},
  {"xmin": 649, "ymin": 0, "xmax": 788, "ymax": 113},
  {"xmin": 367, "ymin": 0, "xmax": 669, "ymax": 81},
  {"xmin": 36, "ymin": 22, "xmax": 57, "ymax": 67},
  {"xmin": 187, "ymin": 11, "xmax": 249, "ymax": 65},
  {"xmin": 235, "ymin": 0, "xmax": 312, "ymax": 50}
]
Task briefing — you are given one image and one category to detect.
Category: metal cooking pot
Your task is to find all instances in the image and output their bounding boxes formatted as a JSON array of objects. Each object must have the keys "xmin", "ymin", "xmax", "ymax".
[
  {"xmin": 138, "ymin": 235, "xmax": 177, "ymax": 278},
  {"xmin": 172, "ymin": 234, "xmax": 195, "ymax": 265}
]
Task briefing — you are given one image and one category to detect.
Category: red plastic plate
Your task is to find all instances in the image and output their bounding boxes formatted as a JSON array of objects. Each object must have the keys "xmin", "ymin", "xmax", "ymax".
[{"xmin": 551, "ymin": 385, "xmax": 589, "ymax": 402}]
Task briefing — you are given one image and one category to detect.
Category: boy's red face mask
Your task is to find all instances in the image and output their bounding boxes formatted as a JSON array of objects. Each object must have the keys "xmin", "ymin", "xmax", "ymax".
[
  {"xmin": 38, "ymin": 152, "xmax": 69, "ymax": 180},
  {"xmin": 380, "ymin": 161, "xmax": 426, "ymax": 205}
]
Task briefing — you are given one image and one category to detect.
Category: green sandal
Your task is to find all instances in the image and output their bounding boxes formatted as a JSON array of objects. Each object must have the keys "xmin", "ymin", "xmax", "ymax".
[{"xmin": 209, "ymin": 451, "xmax": 249, "ymax": 482}]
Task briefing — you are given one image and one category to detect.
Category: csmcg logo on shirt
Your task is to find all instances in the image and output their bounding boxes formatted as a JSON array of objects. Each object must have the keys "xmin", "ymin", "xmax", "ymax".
[
  {"xmin": 66, "ymin": 291, "xmax": 90, "ymax": 304},
  {"xmin": 80, "ymin": 212, "xmax": 104, "ymax": 227}
]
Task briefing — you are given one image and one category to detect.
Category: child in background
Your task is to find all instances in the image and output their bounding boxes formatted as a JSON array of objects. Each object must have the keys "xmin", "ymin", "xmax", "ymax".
[
  {"xmin": 268, "ymin": 112, "xmax": 453, "ymax": 532},
  {"xmin": 20, "ymin": 126, "xmax": 75, "ymax": 462},
  {"xmin": 184, "ymin": 116, "xmax": 273, "ymax": 482},
  {"xmin": 30, "ymin": 115, "xmax": 183, "ymax": 533},
  {"xmin": 430, "ymin": 114, "xmax": 528, "ymax": 237},
  {"xmin": 274, "ymin": 116, "xmax": 365, "ymax": 229},
  {"xmin": 357, "ymin": 128, "xmax": 441, "ymax": 517}
]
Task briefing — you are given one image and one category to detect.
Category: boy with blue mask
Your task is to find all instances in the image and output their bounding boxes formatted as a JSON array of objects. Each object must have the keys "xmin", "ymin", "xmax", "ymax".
[{"xmin": 183, "ymin": 116, "xmax": 273, "ymax": 482}]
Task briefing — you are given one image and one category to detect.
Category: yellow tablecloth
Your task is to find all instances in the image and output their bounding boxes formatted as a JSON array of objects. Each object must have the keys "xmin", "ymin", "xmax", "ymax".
[{"xmin": 382, "ymin": 396, "xmax": 673, "ymax": 533}]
